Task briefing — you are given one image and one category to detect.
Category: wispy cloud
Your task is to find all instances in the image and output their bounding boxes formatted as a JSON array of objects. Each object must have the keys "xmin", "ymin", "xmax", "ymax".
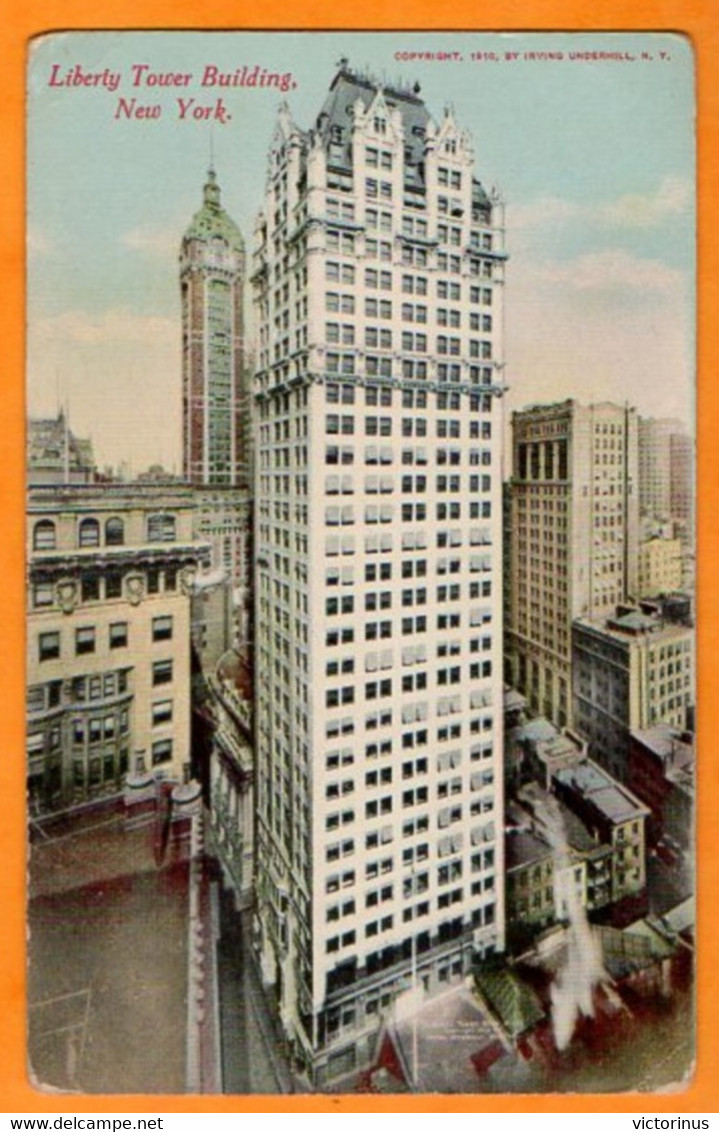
[
  {"xmin": 536, "ymin": 248, "xmax": 686, "ymax": 294},
  {"xmin": 505, "ymin": 246, "xmax": 693, "ymax": 429},
  {"xmin": 598, "ymin": 175, "xmax": 692, "ymax": 228},
  {"xmin": 509, "ymin": 175, "xmax": 692, "ymax": 234}
]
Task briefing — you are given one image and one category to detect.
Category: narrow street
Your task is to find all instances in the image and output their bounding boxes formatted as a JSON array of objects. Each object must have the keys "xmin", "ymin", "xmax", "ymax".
[{"xmin": 216, "ymin": 890, "xmax": 294, "ymax": 1094}]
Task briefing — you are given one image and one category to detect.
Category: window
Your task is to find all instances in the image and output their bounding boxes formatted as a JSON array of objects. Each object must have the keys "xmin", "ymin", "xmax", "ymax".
[
  {"xmin": 78, "ymin": 518, "xmax": 100, "ymax": 547},
  {"xmin": 33, "ymin": 520, "xmax": 56, "ymax": 551},
  {"xmin": 81, "ymin": 573, "xmax": 100, "ymax": 602},
  {"xmin": 33, "ymin": 583, "xmax": 53, "ymax": 608},
  {"xmin": 109, "ymin": 622, "xmax": 128, "ymax": 649},
  {"xmin": 147, "ymin": 513, "xmax": 176, "ymax": 542},
  {"xmin": 38, "ymin": 632, "xmax": 60, "ymax": 661},
  {"xmin": 105, "ymin": 518, "xmax": 125, "ymax": 546},
  {"xmin": 105, "ymin": 571, "xmax": 123, "ymax": 599},
  {"xmin": 152, "ymin": 700, "xmax": 173, "ymax": 726},
  {"xmin": 152, "ymin": 740, "xmax": 173, "ymax": 766},
  {"xmin": 152, "ymin": 616, "xmax": 173, "ymax": 642},
  {"xmin": 75, "ymin": 627, "xmax": 96, "ymax": 655},
  {"xmin": 152, "ymin": 660, "xmax": 173, "ymax": 686}
]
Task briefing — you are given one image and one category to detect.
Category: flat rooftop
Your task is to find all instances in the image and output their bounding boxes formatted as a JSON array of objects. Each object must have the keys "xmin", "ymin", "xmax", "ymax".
[
  {"xmin": 506, "ymin": 829, "xmax": 552, "ymax": 871},
  {"xmin": 555, "ymin": 761, "xmax": 649, "ymax": 825},
  {"xmin": 28, "ymin": 809, "xmax": 189, "ymax": 1093}
]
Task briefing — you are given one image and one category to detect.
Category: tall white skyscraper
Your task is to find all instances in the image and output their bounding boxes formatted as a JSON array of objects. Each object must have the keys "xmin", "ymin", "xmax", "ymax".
[{"xmin": 251, "ymin": 62, "xmax": 506, "ymax": 1085}]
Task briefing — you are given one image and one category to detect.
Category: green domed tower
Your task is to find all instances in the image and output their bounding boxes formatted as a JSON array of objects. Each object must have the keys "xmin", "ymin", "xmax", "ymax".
[{"xmin": 180, "ymin": 168, "xmax": 247, "ymax": 486}]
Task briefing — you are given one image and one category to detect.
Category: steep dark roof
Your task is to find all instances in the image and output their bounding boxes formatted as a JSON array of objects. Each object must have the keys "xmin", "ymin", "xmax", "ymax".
[{"xmin": 315, "ymin": 66, "xmax": 431, "ymax": 191}]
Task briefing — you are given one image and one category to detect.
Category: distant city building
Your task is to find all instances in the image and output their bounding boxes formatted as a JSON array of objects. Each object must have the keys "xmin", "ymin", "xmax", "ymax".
[
  {"xmin": 637, "ymin": 536, "xmax": 683, "ymax": 598},
  {"xmin": 507, "ymin": 715, "xmax": 587, "ymax": 793},
  {"xmin": 252, "ymin": 61, "xmax": 507, "ymax": 1084},
  {"xmin": 551, "ymin": 760, "xmax": 648, "ymax": 913},
  {"xmin": 505, "ymin": 828, "xmax": 555, "ymax": 935},
  {"xmin": 506, "ymin": 712, "xmax": 647, "ymax": 929},
  {"xmin": 26, "ymin": 482, "xmax": 211, "ymax": 813},
  {"xmin": 627, "ymin": 725, "xmax": 694, "ymax": 850},
  {"xmin": 190, "ymin": 567, "xmax": 234, "ymax": 672},
  {"xmin": 505, "ymin": 400, "xmax": 639, "ymax": 728},
  {"xmin": 136, "ymin": 464, "xmax": 181, "ymax": 483},
  {"xmin": 513, "ymin": 750, "xmax": 649, "ymax": 928},
  {"xmin": 191, "ymin": 485, "xmax": 253, "ymax": 649},
  {"xmin": 180, "ymin": 171, "xmax": 253, "ymax": 655},
  {"xmin": 669, "ymin": 432, "xmax": 694, "ymax": 526},
  {"xmin": 181, "ymin": 168, "xmax": 248, "ymax": 487},
  {"xmin": 572, "ymin": 605, "xmax": 695, "ymax": 784},
  {"xmin": 638, "ymin": 416, "xmax": 693, "ymax": 524},
  {"xmin": 28, "ymin": 411, "xmax": 95, "ymax": 485}
]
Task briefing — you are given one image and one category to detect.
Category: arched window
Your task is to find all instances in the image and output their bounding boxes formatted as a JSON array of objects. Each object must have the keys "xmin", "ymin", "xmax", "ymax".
[
  {"xmin": 33, "ymin": 520, "xmax": 56, "ymax": 551},
  {"xmin": 105, "ymin": 517, "xmax": 125, "ymax": 546},
  {"xmin": 78, "ymin": 518, "xmax": 100, "ymax": 548},
  {"xmin": 147, "ymin": 513, "xmax": 176, "ymax": 543}
]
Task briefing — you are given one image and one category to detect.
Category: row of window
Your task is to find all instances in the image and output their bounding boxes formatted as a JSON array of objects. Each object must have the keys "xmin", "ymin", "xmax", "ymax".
[
  {"xmin": 37, "ymin": 616, "xmax": 172, "ymax": 661},
  {"xmin": 325, "ymin": 311, "xmax": 493, "ymax": 339},
  {"xmin": 326, "ymin": 263, "xmax": 496, "ymax": 289},
  {"xmin": 325, "ymin": 502, "xmax": 492, "ymax": 523},
  {"xmin": 32, "ymin": 514, "xmax": 177, "ymax": 552},
  {"xmin": 32, "ymin": 567, "xmax": 179, "ymax": 609},
  {"xmin": 325, "ymin": 414, "xmax": 493, "ymax": 439}
]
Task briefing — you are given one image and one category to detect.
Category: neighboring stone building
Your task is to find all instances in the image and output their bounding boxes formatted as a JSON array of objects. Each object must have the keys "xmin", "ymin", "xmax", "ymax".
[
  {"xmin": 505, "ymin": 400, "xmax": 639, "ymax": 728},
  {"xmin": 251, "ymin": 61, "xmax": 507, "ymax": 1084},
  {"xmin": 572, "ymin": 605, "xmax": 695, "ymax": 784},
  {"xmin": 28, "ymin": 411, "xmax": 95, "ymax": 485},
  {"xmin": 26, "ymin": 482, "xmax": 211, "ymax": 813},
  {"xmin": 637, "ymin": 536, "xmax": 683, "ymax": 598}
]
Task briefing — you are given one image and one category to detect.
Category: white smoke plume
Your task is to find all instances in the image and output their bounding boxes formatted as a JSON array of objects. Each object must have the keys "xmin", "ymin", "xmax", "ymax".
[{"xmin": 540, "ymin": 795, "xmax": 607, "ymax": 1051}]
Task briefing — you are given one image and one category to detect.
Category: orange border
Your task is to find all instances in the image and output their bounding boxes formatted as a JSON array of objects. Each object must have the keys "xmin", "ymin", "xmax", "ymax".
[{"xmin": 3, "ymin": 0, "xmax": 716, "ymax": 1114}]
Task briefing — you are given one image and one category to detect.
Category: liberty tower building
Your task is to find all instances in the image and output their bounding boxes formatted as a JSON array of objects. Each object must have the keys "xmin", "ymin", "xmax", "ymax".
[
  {"xmin": 181, "ymin": 167, "xmax": 248, "ymax": 487},
  {"xmin": 180, "ymin": 170, "xmax": 253, "ymax": 644},
  {"xmin": 251, "ymin": 62, "xmax": 507, "ymax": 1084}
]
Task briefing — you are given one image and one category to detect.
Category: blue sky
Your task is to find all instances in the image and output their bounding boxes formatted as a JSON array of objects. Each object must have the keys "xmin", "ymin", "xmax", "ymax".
[{"xmin": 27, "ymin": 31, "xmax": 695, "ymax": 470}]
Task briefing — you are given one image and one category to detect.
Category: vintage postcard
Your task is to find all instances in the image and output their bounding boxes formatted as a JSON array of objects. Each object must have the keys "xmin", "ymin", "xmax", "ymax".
[{"xmin": 25, "ymin": 30, "xmax": 695, "ymax": 1098}]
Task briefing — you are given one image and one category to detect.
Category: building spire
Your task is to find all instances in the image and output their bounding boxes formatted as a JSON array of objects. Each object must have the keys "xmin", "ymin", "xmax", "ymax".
[{"xmin": 204, "ymin": 164, "xmax": 220, "ymax": 209}]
